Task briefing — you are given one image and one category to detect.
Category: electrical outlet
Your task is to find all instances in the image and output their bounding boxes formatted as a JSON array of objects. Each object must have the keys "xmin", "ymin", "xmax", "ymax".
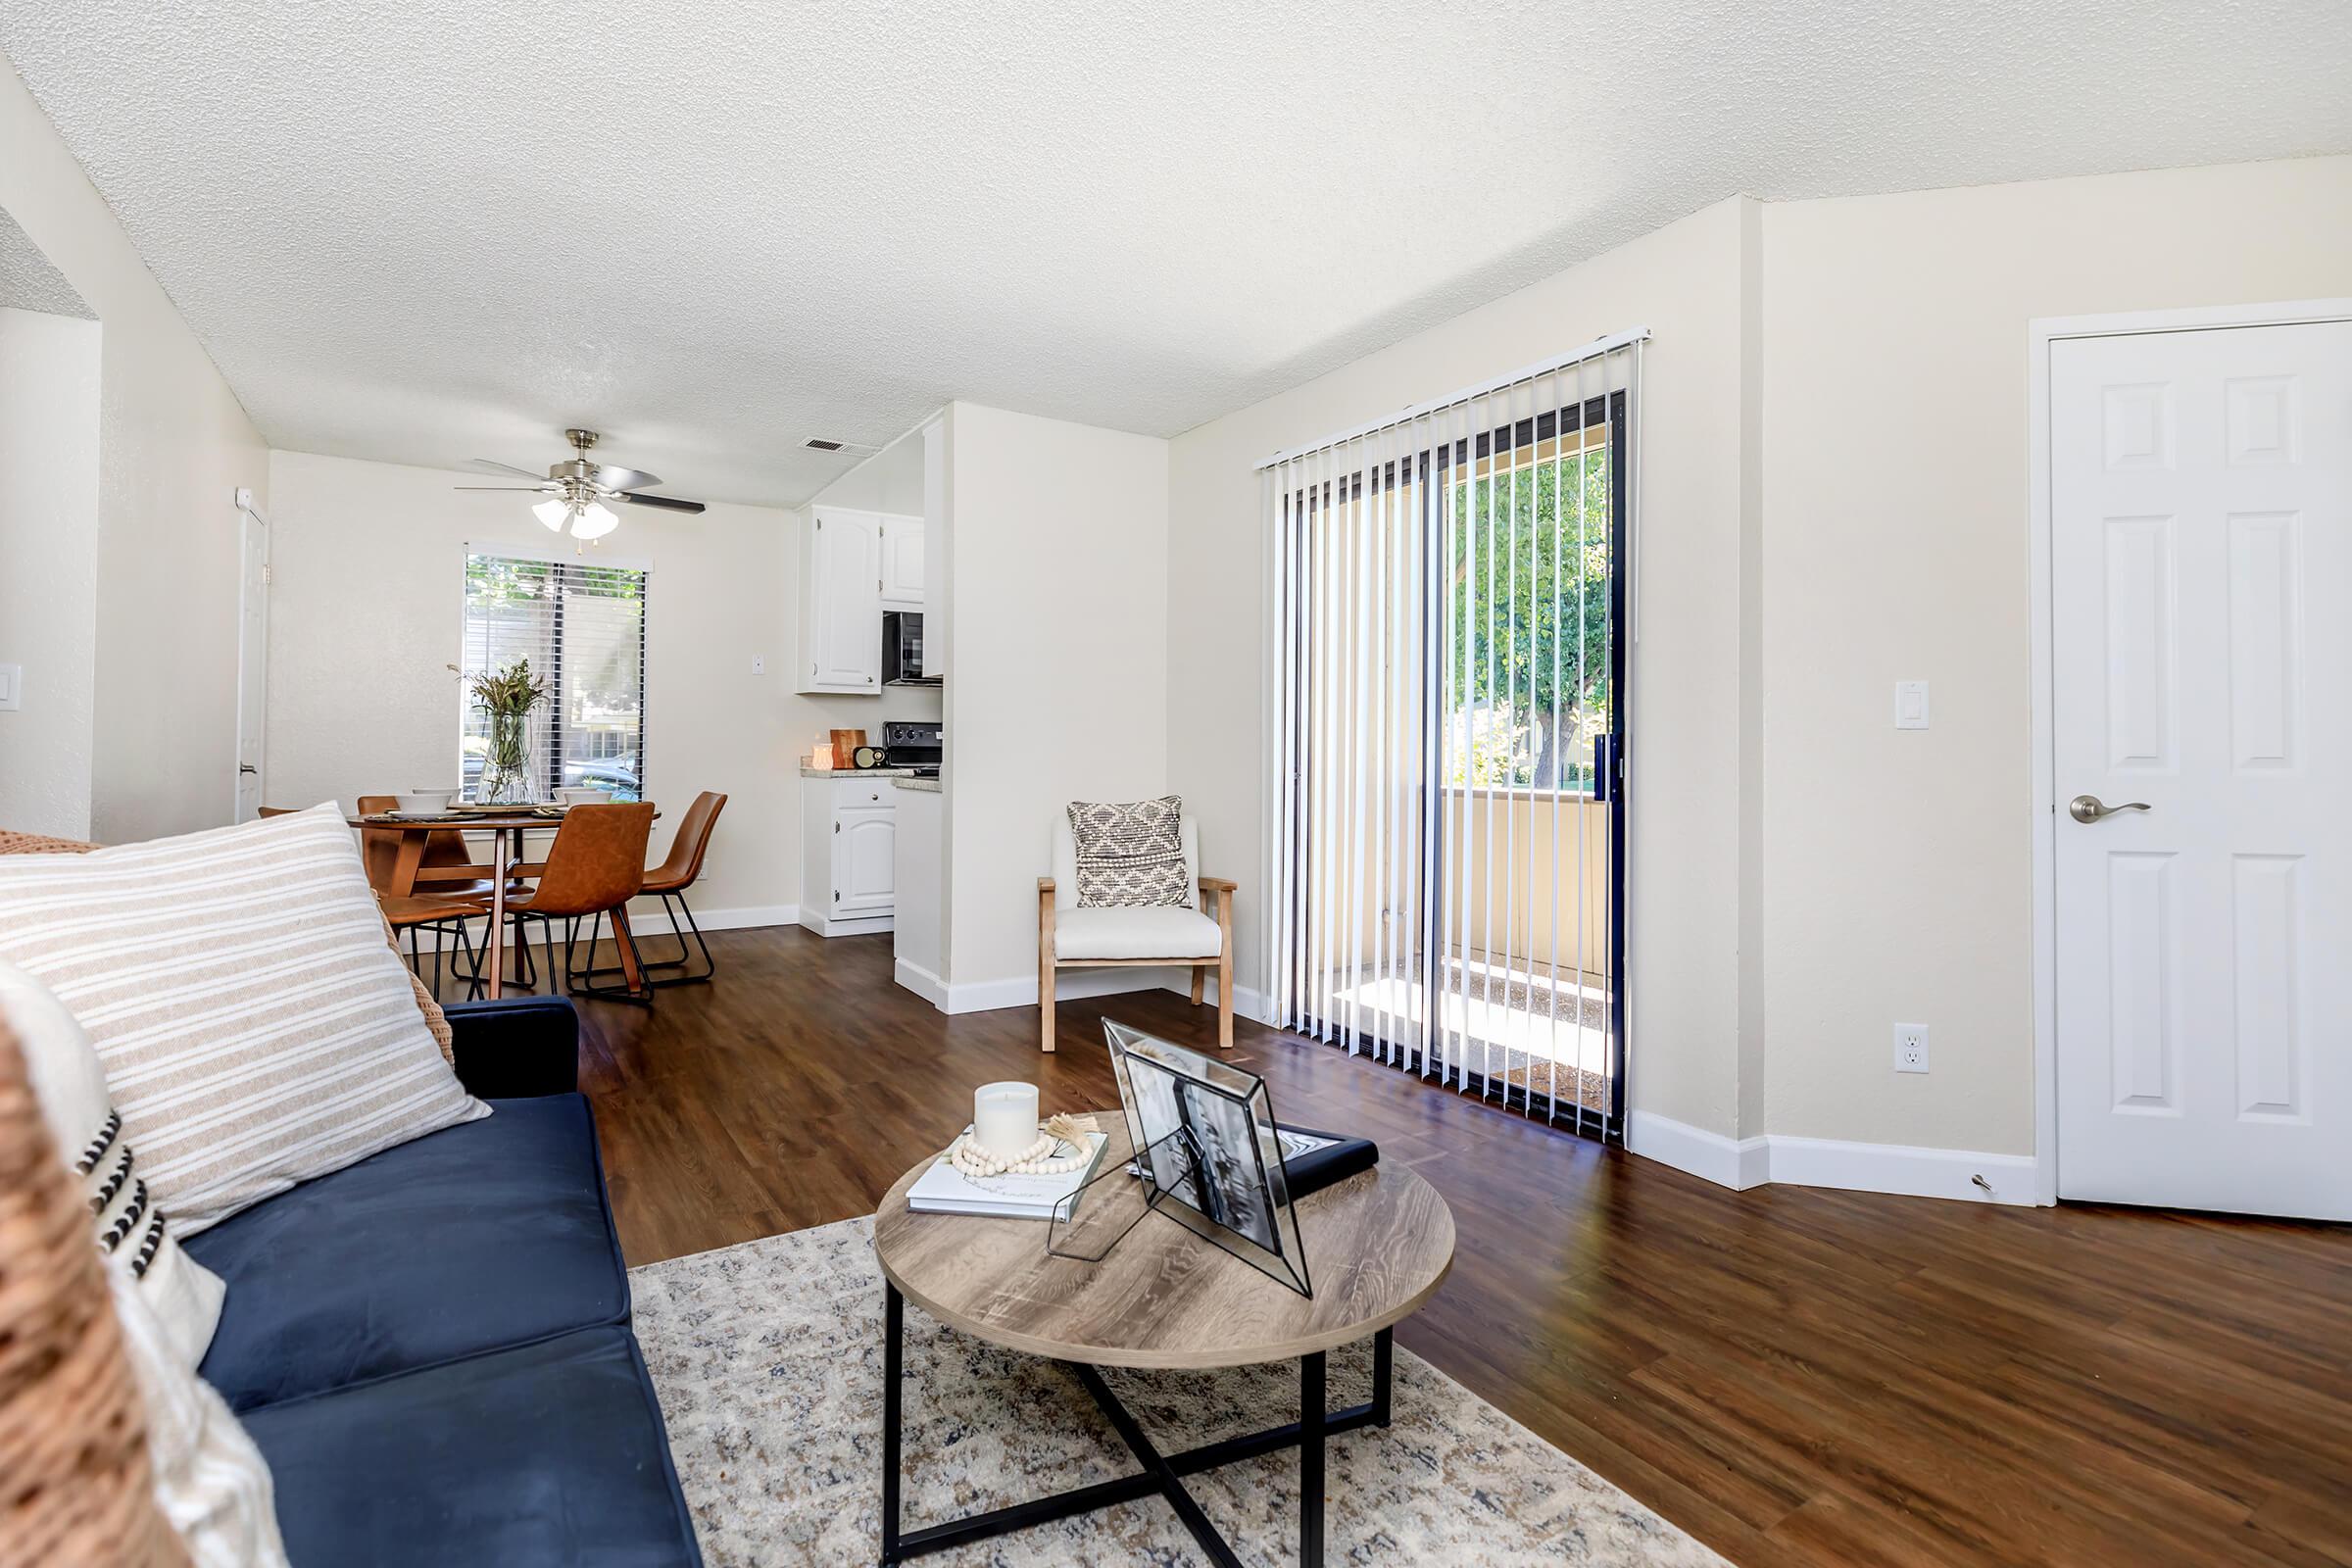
[
  {"xmin": 1893, "ymin": 1022, "xmax": 1930, "ymax": 1074},
  {"xmin": 751, "ymin": 655, "xmax": 765, "ymax": 675}
]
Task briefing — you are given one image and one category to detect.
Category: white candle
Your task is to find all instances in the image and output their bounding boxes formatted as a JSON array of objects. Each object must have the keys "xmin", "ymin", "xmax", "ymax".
[{"xmin": 973, "ymin": 1081, "xmax": 1040, "ymax": 1159}]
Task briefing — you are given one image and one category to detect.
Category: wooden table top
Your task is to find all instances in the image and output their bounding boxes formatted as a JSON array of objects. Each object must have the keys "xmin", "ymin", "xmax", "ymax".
[
  {"xmin": 873, "ymin": 1112, "xmax": 1454, "ymax": 1370},
  {"xmin": 347, "ymin": 806, "xmax": 658, "ymax": 829}
]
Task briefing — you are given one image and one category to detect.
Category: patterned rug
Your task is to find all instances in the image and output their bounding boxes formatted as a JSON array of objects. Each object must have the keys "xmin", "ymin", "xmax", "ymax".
[{"xmin": 630, "ymin": 1218, "xmax": 1729, "ymax": 1567}]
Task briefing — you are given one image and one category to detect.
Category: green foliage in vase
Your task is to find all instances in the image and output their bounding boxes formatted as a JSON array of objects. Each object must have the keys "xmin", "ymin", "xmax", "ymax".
[{"xmin": 449, "ymin": 659, "xmax": 551, "ymax": 720}]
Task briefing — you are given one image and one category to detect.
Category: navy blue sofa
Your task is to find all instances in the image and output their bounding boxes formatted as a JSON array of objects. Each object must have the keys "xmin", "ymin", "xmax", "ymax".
[{"xmin": 182, "ymin": 997, "xmax": 704, "ymax": 1566}]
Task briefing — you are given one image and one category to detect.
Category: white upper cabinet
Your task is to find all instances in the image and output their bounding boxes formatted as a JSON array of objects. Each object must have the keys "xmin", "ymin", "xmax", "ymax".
[
  {"xmin": 878, "ymin": 512, "xmax": 926, "ymax": 612},
  {"xmin": 799, "ymin": 507, "xmax": 882, "ymax": 694}
]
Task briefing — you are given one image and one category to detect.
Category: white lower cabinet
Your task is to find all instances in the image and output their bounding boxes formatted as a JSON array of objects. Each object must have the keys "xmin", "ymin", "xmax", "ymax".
[{"xmin": 801, "ymin": 776, "xmax": 897, "ymax": 936}]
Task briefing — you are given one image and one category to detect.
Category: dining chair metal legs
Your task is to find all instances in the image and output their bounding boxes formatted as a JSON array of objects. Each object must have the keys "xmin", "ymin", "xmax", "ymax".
[
  {"xmin": 401, "ymin": 917, "xmax": 477, "ymax": 1003},
  {"xmin": 570, "ymin": 892, "xmax": 713, "ymax": 989},
  {"xmin": 560, "ymin": 906, "xmax": 655, "ymax": 1006}
]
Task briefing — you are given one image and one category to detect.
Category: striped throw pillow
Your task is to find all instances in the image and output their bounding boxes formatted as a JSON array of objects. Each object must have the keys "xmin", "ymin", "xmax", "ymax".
[{"xmin": 0, "ymin": 805, "xmax": 488, "ymax": 1235}]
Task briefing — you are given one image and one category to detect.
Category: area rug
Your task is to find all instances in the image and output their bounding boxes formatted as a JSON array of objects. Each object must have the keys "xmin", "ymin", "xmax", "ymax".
[{"xmin": 630, "ymin": 1218, "xmax": 1730, "ymax": 1567}]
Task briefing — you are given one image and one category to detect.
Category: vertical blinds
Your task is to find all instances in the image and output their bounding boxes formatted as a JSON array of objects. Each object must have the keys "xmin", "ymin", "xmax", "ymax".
[
  {"xmin": 1259, "ymin": 328, "xmax": 1642, "ymax": 1136},
  {"xmin": 461, "ymin": 551, "xmax": 648, "ymax": 800}
]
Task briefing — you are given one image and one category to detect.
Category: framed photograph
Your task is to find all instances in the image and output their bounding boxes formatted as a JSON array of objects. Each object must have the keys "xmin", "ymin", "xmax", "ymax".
[{"xmin": 1101, "ymin": 1018, "xmax": 1312, "ymax": 1298}]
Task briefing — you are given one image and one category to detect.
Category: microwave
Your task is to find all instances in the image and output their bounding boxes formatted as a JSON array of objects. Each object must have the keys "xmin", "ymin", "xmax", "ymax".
[{"xmin": 883, "ymin": 612, "xmax": 938, "ymax": 686}]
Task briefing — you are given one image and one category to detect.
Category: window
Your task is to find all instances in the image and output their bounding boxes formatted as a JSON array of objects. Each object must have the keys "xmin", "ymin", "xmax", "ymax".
[
  {"xmin": 460, "ymin": 552, "xmax": 647, "ymax": 800},
  {"xmin": 1443, "ymin": 418, "xmax": 1612, "ymax": 793}
]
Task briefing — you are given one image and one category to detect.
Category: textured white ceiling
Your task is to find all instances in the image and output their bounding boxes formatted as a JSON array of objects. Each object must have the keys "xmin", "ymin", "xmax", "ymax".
[
  {"xmin": 0, "ymin": 208, "xmax": 92, "ymax": 318},
  {"xmin": 2, "ymin": 0, "xmax": 2346, "ymax": 506}
]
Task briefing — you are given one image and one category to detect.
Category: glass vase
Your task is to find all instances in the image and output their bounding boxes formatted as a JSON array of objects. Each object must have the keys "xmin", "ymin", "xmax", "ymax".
[{"xmin": 477, "ymin": 710, "xmax": 536, "ymax": 805}]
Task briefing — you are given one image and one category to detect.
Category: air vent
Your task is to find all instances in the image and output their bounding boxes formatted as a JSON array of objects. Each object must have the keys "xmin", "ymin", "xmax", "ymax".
[{"xmin": 805, "ymin": 438, "xmax": 845, "ymax": 452}]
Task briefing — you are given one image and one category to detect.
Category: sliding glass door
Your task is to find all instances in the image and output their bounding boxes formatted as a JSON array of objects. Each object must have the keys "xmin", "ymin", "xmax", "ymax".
[{"xmin": 1266, "ymin": 341, "xmax": 1636, "ymax": 1141}]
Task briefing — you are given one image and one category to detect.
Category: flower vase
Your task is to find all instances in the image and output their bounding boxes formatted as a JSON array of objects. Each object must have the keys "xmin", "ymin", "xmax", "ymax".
[{"xmin": 477, "ymin": 710, "xmax": 536, "ymax": 805}]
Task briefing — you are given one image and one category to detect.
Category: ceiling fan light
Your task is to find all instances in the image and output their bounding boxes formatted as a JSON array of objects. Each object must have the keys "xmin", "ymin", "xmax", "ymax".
[
  {"xmin": 532, "ymin": 497, "xmax": 569, "ymax": 531},
  {"xmin": 570, "ymin": 500, "xmax": 619, "ymax": 541}
]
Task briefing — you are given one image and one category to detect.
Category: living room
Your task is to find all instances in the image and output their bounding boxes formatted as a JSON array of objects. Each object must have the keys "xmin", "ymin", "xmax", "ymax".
[{"xmin": 1, "ymin": 6, "xmax": 2348, "ymax": 1567}]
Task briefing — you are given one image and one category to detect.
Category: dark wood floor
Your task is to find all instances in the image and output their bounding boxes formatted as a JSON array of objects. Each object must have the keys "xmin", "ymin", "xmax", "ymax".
[{"xmin": 544, "ymin": 925, "xmax": 2351, "ymax": 1568}]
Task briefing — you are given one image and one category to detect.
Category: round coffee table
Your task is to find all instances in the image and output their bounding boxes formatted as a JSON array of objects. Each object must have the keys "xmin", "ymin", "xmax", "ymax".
[{"xmin": 872, "ymin": 1113, "xmax": 1454, "ymax": 1567}]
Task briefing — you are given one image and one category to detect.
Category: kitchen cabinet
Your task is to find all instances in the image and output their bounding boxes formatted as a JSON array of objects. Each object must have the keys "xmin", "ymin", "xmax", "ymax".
[
  {"xmin": 797, "ymin": 507, "xmax": 882, "ymax": 694},
  {"xmin": 800, "ymin": 774, "xmax": 897, "ymax": 936},
  {"xmin": 878, "ymin": 512, "xmax": 925, "ymax": 611}
]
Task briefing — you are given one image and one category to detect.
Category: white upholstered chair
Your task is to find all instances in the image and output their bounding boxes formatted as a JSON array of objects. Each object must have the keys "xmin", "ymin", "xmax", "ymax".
[{"xmin": 1037, "ymin": 811, "xmax": 1235, "ymax": 1053}]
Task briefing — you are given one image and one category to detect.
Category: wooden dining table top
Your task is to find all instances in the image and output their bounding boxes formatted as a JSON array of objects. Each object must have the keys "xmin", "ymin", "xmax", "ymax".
[{"xmin": 346, "ymin": 805, "xmax": 660, "ymax": 829}]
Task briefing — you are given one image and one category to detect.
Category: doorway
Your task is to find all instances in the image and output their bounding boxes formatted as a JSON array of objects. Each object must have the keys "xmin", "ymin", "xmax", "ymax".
[
  {"xmin": 2037, "ymin": 305, "xmax": 2351, "ymax": 1219},
  {"xmin": 234, "ymin": 494, "xmax": 268, "ymax": 821},
  {"xmin": 1264, "ymin": 337, "xmax": 1639, "ymax": 1142}
]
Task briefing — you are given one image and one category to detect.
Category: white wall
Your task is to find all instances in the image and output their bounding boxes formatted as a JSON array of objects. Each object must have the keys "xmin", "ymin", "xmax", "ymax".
[
  {"xmin": 1165, "ymin": 155, "xmax": 2352, "ymax": 1175},
  {"xmin": 944, "ymin": 402, "xmax": 1171, "ymax": 998},
  {"xmin": 1757, "ymin": 155, "xmax": 2352, "ymax": 1157},
  {"xmin": 0, "ymin": 55, "xmax": 270, "ymax": 843},
  {"xmin": 0, "ymin": 306, "xmax": 101, "ymax": 837},
  {"xmin": 1165, "ymin": 200, "xmax": 1759, "ymax": 1139},
  {"xmin": 265, "ymin": 450, "xmax": 814, "ymax": 918}
]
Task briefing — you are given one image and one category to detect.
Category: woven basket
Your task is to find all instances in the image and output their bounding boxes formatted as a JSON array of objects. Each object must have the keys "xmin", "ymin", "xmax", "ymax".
[{"xmin": 0, "ymin": 1009, "xmax": 185, "ymax": 1568}]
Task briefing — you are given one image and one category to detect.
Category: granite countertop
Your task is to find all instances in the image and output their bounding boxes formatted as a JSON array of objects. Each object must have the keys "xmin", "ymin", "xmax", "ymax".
[
  {"xmin": 800, "ymin": 764, "xmax": 917, "ymax": 778},
  {"xmin": 892, "ymin": 776, "xmax": 943, "ymax": 793}
]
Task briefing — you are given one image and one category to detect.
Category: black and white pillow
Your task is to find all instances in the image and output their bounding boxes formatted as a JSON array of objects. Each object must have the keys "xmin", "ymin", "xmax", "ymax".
[
  {"xmin": 1, "ymin": 958, "xmax": 226, "ymax": 1371},
  {"xmin": 1067, "ymin": 797, "xmax": 1189, "ymax": 908}
]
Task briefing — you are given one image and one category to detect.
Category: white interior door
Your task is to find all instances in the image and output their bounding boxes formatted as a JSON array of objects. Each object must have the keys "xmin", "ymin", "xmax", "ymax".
[
  {"xmin": 2051, "ymin": 319, "xmax": 2351, "ymax": 1219},
  {"xmin": 234, "ymin": 504, "xmax": 269, "ymax": 820}
]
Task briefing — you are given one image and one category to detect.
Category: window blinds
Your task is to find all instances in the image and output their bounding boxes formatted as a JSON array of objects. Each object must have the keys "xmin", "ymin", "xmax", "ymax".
[
  {"xmin": 1259, "ymin": 329, "xmax": 1642, "ymax": 1138},
  {"xmin": 461, "ymin": 551, "xmax": 648, "ymax": 800}
]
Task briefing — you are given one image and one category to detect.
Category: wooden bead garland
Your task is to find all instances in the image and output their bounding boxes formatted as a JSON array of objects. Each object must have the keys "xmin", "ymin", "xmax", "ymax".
[{"xmin": 945, "ymin": 1112, "xmax": 1099, "ymax": 1178}]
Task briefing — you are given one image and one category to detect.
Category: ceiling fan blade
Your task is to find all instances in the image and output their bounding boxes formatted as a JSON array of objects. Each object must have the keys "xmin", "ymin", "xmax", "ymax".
[
  {"xmin": 453, "ymin": 485, "xmax": 557, "ymax": 492},
  {"xmin": 588, "ymin": 465, "xmax": 659, "ymax": 493},
  {"xmin": 466, "ymin": 459, "xmax": 553, "ymax": 481},
  {"xmin": 617, "ymin": 492, "xmax": 706, "ymax": 514}
]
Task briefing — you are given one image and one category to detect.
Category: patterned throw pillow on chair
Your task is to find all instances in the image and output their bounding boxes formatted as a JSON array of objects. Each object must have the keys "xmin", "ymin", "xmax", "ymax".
[{"xmin": 1067, "ymin": 797, "xmax": 1188, "ymax": 908}]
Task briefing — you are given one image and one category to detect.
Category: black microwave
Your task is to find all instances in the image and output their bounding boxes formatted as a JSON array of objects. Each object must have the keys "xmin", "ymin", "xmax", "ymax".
[{"xmin": 883, "ymin": 612, "xmax": 938, "ymax": 686}]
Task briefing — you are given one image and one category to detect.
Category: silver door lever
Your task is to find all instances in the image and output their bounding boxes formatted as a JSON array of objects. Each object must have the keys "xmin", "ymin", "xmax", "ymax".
[{"xmin": 2069, "ymin": 795, "xmax": 2151, "ymax": 824}]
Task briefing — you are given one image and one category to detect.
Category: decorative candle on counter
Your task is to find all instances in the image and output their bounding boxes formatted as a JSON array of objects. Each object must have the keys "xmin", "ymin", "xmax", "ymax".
[
  {"xmin": 810, "ymin": 742, "xmax": 834, "ymax": 770},
  {"xmin": 972, "ymin": 1082, "xmax": 1040, "ymax": 1159}
]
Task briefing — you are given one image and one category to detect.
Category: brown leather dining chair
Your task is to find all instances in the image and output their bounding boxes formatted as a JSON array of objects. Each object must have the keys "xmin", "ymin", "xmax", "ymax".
[
  {"xmin": 354, "ymin": 794, "xmax": 491, "ymax": 995},
  {"xmin": 570, "ymin": 790, "xmax": 726, "ymax": 990},
  {"xmin": 498, "ymin": 802, "xmax": 657, "ymax": 1005}
]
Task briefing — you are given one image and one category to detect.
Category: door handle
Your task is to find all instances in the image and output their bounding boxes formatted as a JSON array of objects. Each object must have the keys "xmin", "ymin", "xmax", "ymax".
[
  {"xmin": 2069, "ymin": 794, "xmax": 2150, "ymax": 824},
  {"xmin": 238, "ymin": 763, "xmax": 258, "ymax": 775}
]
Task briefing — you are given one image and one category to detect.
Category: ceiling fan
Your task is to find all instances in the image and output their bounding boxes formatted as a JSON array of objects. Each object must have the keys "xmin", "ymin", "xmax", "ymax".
[{"xmin": 456, "ymin": 428, "xmax": 707, "ymax": 541}]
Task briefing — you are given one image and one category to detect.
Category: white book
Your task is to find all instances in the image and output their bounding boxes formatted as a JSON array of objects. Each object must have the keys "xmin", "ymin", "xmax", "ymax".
[{"xmin": 906, "ymin": 1128, "xmax": 1110, "ymax": 1220}]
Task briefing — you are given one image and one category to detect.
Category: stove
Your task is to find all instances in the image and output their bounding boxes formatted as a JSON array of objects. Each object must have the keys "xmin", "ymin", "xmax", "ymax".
[{"xmin": 881, "ymin": 720, "xmax": 942, "ymax": 778}]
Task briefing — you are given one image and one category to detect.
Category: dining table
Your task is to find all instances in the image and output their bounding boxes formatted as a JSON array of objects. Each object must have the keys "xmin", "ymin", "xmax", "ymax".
[{"xmin": 347, "ymin": 805, "xmax": 660, "ymax": 1000}]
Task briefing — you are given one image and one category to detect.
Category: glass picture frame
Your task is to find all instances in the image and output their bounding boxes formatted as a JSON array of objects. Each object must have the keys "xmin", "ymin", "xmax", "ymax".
[{"xmin": 1078, "ymin": 1017, "xmax": 1312, "ymax": 1298}]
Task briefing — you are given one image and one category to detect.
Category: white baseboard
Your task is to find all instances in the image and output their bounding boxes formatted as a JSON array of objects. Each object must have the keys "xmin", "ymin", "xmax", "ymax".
[
  {"xmin": 1625, "ymin": 1110, "xmax": 2039, "ymax": 1205},
  {"xmin": 893, "ymin": 956, "xmax": 948, "ymax": 1009},
  {"xmin": 941, "ymin": 965, "xmax": 1183, "ymax": 1016},
  {"xmin": 799, "ymin": 908, "xmax": 892, "ymax": 939},
  {"xmin": 1766, "ymin": 1134, "xmax": 2039, "ymax": 1206},
  {"xmin": 1625, "ymin": 1110, "xmax": 1769, "ymax": 1191},
  {"xmin": 1152, "ymin": 977, "xmax": 1273, "ymax": 1026},
  {"xmin": 402, "ymin": 902, "xmax": 797, "ymax": 953}
]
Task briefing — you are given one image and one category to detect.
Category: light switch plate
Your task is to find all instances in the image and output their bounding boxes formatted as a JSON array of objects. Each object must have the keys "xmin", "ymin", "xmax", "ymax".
[
  {"xmin": 751, "ymin": 655, "xmax": 766, "ymax": 675},
  {"xmin": 1894, "ymin": 679, "xmax": 1930, "ymax": 730},
  {"xmin": 0, "ymin": 664, "xmax": 20, "ymax": 711}
]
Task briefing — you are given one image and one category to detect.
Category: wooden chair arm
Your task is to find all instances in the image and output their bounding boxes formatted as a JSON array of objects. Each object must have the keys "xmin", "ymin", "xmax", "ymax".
[
  {"xmin": 1037, "ymin": 876, "xmax": 1055, "ymax": 894},
  {"xmin": 1199, "ymin": 876, "xmax": 1237, "ymax": 894}
]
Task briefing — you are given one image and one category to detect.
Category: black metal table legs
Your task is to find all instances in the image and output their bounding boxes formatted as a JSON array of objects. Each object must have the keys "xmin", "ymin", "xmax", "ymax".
[{"xmin": 878, "ymin": 1284, "xmax": 1392, "ymax": 1567}]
